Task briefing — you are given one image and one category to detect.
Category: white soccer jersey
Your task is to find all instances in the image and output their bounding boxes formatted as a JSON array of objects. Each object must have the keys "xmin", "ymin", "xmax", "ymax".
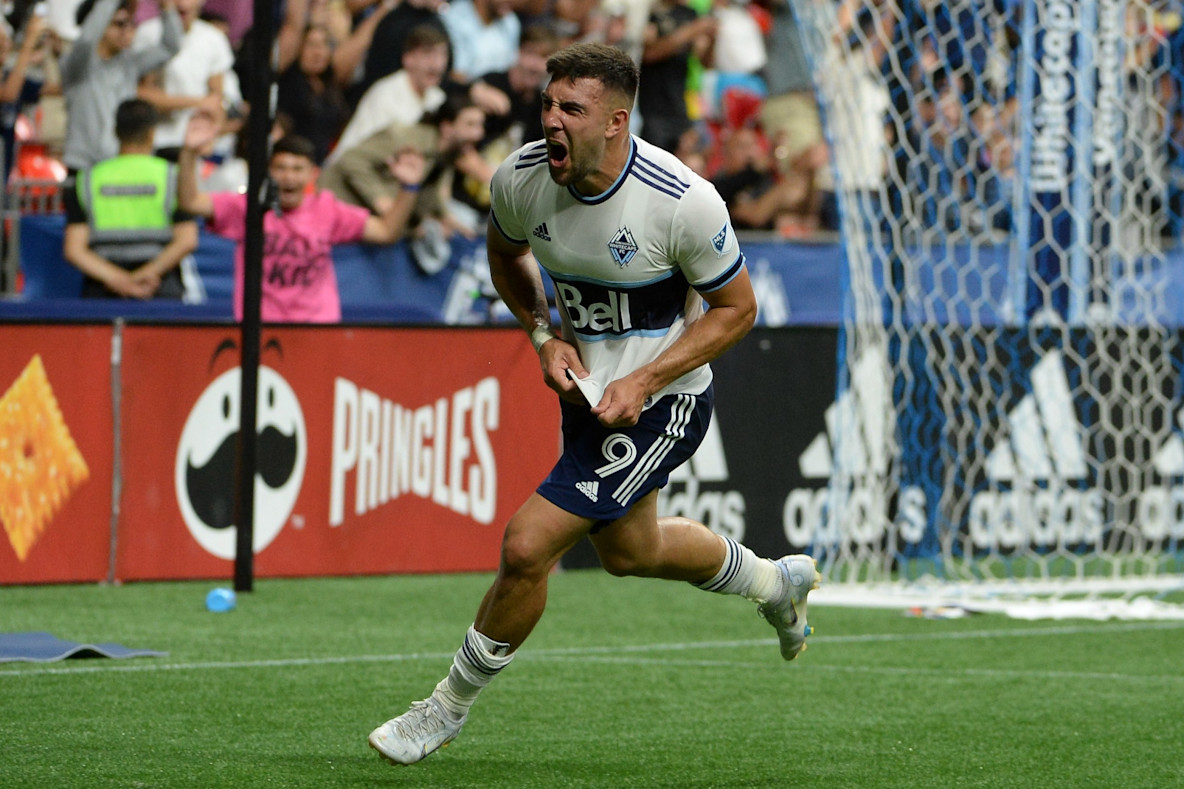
[{"xmin": 490, "ymin": 135, "xmax": 745, "ymax": 401}]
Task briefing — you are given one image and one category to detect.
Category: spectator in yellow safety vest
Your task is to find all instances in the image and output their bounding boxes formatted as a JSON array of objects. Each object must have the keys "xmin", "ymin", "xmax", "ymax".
[{"xmin": 62, "ymin": 98, "xmax": 199, "ymax": 299}]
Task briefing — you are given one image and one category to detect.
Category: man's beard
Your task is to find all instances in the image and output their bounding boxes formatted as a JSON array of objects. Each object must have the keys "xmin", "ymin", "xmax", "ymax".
[{"xmin": 548, "ymin": 150, "xmax": 595, "ymax": 188}]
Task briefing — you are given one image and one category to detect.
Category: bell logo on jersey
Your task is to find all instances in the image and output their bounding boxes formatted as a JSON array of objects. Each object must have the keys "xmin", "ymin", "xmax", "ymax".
[
  {"xmin": 608, "ymin": 226, "xmax": 639, "ymax": 267},
  {"xmin": 556, "ymin": 282, "xmax": 633, "ymax": 335}
]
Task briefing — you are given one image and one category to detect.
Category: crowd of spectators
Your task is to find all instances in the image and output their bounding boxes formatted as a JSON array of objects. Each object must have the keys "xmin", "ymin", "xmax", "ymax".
[
  {"xmin": 3, "ymin": 0, "xmax": 842, "ymax": 250},
  {"xmin": 7, "ymin": 0, "xmax": 1184, "ymax": 306}
]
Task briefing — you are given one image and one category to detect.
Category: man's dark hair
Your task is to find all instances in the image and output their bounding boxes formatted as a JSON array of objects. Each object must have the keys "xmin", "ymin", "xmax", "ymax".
[
  {"xmin": 114, "ymin": 99, "xmax": 159, "ymax": 143},
  {"xmin": 403, "ymin": 24, "xmax": 450, "ymax": 54},
  {"xmin": 546, "ymin": 43, "xmax": 638, "ymax": 109},
  {"xmin": 424, "ymin": 93, "xmax": 480, "ymax": 127},
  {"xmin": 271, "ymin": 134, "xmax": 318, "ymax": 163},
  {"xmin": 76, "ymin": 0, "xmax": 136, "ymax": 27}
]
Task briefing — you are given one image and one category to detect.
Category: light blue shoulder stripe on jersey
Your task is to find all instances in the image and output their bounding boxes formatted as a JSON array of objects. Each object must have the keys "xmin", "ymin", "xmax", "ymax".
[
  {"xmin": 513, "ymin": 141, "xmax": 549, "ymax": 170},
  {"xmin": 633, "ymin": 155, "xmax": 690, "ymax": 196},
  {"xmin": 567, "ymin": 137, "xmax": 636, "ymax": 205},
  {"xmin": 694, "ymin": 253, "xmax": 745, "ymax": 293},
  {"xmin": 490, "ymin": 208, "xmax": 527, "ymax": 246}
]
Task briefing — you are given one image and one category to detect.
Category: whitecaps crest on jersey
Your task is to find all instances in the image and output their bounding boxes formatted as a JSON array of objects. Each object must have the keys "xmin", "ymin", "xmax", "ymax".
[{"xmin": 607, "ymin": 226, "xmax": 639, "ymax": 267}]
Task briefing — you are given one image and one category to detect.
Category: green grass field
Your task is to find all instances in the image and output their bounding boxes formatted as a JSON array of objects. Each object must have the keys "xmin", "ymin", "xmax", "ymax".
[{"xmin": 2, "ymin": 571, "xmax": 1182, "ymax": 788}]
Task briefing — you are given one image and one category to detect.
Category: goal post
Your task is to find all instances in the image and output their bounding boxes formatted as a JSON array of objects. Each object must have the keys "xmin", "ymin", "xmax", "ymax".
[{"xmin": 787, "ymin": 0, "xmax": 1184, "ymax": 604}]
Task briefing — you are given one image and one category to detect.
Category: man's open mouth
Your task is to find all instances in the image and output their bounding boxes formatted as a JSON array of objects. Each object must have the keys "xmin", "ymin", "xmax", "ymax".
[{"xmin": 547, "ymin": 140, "xmax": 569, "ymax": 167}]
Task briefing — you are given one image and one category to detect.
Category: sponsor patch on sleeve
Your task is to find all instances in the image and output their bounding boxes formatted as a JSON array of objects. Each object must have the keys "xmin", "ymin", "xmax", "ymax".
[{"xmin": 712, "ymin": 223, "xmax": 729, "ymax": 256}]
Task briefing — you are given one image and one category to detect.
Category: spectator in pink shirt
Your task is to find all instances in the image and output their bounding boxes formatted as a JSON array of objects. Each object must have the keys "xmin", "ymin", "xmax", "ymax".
[{"xmin": 177, "ymin": 110, "xmax": 425, "ymax": 322}]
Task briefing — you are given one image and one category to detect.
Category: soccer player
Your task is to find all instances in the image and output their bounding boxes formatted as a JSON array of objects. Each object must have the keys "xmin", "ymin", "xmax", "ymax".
[{"xmin": 368, "ymin": 42, "xmax": 820, "ymax": 766}]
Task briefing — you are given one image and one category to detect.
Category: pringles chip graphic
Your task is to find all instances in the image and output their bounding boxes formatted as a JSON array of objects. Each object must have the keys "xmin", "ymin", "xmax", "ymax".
[
  {"xmin": 0, "ymin": 355, "xmax": 89, "ymax": 561},
  {"xmin": 175, "ymin": 365, "xmax": 306, "ymax": 560}
]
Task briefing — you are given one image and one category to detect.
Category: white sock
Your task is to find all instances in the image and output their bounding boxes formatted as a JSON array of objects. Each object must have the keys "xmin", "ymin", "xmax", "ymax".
[
  {"xmin": 694, "ymin": 535, "xmax": 782, "ymax": 603},
  {"xmin": 432, "ymin": 625, "xmax": 514, "ymax": 720}
]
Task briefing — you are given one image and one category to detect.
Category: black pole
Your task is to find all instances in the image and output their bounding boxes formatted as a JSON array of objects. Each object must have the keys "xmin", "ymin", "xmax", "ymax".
[{"xmin": 234, "ymin": 0, "xmax": 276, "ymax": 593}]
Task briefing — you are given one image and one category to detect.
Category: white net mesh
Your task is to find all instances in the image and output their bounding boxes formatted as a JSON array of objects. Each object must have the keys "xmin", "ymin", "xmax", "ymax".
[{"xmin": 787, "ymin": 0, "xmax": 1184, "ymax": 609}]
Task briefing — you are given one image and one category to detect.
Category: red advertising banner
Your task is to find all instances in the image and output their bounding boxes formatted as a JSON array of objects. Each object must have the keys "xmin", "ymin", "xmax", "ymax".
[
  {"xmin": 0, "ymin": 325, "xmax": 114, "ymax": 584},
  {"xmin": 116, "ymin": 326, "xmax": 559, "ymax": 581}
]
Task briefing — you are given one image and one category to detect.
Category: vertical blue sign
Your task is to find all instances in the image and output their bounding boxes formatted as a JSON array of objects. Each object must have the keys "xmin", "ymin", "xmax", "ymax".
[{"xmin": 1013, "ymin": 0, "xmax": 1087, "ymax": 322}]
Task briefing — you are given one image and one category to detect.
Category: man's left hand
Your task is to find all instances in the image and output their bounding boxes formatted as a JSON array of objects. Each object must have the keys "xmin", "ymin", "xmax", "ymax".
[{"xmin": 592, "ymin": 378, "xmax": 648, "ymax": 427}]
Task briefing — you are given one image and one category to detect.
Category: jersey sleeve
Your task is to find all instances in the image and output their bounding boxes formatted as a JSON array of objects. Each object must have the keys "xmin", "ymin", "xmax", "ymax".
[
  {"xmin": 672, "ymin": 179, "xmax": 745, "ymax": 293},
  {"xmin": 488, "ymin": 155, "xmax": 529, "ymax": 246}
]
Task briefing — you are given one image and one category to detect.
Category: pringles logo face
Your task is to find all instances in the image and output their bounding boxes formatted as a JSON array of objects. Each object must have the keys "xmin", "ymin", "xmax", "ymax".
[{"xmin": 174, "ymin": 343, "xmax": 307, "ymax": 560}]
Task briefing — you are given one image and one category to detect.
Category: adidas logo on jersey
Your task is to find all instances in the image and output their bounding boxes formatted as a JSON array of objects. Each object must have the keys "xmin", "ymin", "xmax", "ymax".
[
  {"xmin": 576, "ymin": 480, "xmax": 599, "ymax": 502},
  {"xmin": 533, "ymin": 223, "xmax": 551, "ymax": 242}
]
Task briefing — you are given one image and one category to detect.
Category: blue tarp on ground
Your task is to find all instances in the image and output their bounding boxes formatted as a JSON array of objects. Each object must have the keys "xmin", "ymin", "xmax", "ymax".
[{"xmin": 0, "ymin": 631, "xmax": 166, "ymax": 662}]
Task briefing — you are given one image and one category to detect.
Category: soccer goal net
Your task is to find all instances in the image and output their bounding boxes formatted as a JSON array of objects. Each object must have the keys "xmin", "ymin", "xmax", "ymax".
[{"xmin": 787, "ymin": 0, "xmax": 1184, "ymax": 613}]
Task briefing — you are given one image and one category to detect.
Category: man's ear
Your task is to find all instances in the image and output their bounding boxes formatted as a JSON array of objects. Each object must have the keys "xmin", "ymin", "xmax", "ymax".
[{"xmin": 605, "ymin": 107, "xmax": 630, "ymax": 140}]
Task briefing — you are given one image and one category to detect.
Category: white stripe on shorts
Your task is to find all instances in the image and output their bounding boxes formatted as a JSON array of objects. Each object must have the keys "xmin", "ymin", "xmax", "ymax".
[{"xmin": 612, "ymin": 393, "xmax": 696, "ymax": 506}]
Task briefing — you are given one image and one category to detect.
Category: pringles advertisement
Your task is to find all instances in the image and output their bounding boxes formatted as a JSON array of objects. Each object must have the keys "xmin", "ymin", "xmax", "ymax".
[{"xmin": 0, "ymin": 324, "xmax": 559, "ymax": 584}]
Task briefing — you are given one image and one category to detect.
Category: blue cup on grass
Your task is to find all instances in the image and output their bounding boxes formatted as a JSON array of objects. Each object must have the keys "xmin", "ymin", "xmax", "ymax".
[{"xmin": 205, "ymin": 587, "xmax": 236, "ymax": 613}]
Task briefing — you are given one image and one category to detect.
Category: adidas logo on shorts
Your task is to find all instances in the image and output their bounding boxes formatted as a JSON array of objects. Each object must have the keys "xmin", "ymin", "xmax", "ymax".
[{"xmin": 575, "ymin": 480, "xmax": 599, "ymax": 502}]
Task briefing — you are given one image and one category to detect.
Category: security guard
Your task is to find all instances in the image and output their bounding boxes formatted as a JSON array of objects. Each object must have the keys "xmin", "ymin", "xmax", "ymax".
[{"xmin": 63, "ymin": 98, "xmax": 197, "ymax": 299}]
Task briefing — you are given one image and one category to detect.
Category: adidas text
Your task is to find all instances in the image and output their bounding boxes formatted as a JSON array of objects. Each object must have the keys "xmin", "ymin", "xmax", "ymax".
[
  {"xmin": 968, "ymin": 351, "xmax": 1104, "ymax": 550},
  {"xmin": 576, "ymin": 480, "xmax": 599, "ymax": 502}
]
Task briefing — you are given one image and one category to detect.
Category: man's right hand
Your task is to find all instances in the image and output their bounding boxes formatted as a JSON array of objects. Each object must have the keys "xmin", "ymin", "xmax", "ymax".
[
  {"xmin": 183, "ymin": 109, "xmax": 220, "ymax": 154},
  {"xmin": 387, "ymin": 148, "xmax": 427, "ymax": 190},
  {"xmin": 539, "ymin": 337, "xmax": 590, "ymax": 405},
  {"xmin": 105, "ymin": 268, "xmax": 158, "ymax": 299}
]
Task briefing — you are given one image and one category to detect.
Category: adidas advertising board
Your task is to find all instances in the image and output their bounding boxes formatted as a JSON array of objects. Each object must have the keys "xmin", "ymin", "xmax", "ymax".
[
  {"xmin": 564, "ymin": 326, "xmax": 1184, "ymax": 570},
  {"xmin": 927, "ymin": 330, "xmax": 1184, "ymax": 550},
  {"xmin": 968, "ymin": 347, "xmax": 1103, "ymax": 549}
]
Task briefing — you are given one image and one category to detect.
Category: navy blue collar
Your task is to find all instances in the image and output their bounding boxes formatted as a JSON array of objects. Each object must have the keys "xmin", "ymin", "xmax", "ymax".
[{"xmin": 567, "ymin": 136, "xmax": 637, "ymax": 205}]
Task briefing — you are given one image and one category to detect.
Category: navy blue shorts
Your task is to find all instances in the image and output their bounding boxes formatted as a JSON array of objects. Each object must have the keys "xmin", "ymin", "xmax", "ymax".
[{"xmin": 537, "ymin": 385, "xmax": 714, "ymax": 530}]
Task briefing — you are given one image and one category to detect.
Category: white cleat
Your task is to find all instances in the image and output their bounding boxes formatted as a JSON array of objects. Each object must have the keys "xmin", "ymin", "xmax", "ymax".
[
  {"xmin": 757, "ymin": 555, "xmax": 821, "ymax": 661},
  {"xmin": 368, "ymin": 697, "xmax": 466, "ymax": 765}
]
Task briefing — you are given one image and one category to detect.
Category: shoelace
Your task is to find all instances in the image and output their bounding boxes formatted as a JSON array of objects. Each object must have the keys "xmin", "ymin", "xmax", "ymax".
[{"xmin": 393, "ymin": 701, "xmax": 447, "ymax": 739}]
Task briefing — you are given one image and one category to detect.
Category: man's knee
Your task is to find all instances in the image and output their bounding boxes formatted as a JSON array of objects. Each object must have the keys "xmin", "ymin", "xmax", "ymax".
[
  {"xmin": 499, "ymin": 522, "xmax": 562, "ymax": 579},
  {"xmin": 597, "ymin": 549, "xmax": 650, "ymax": 578}
]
